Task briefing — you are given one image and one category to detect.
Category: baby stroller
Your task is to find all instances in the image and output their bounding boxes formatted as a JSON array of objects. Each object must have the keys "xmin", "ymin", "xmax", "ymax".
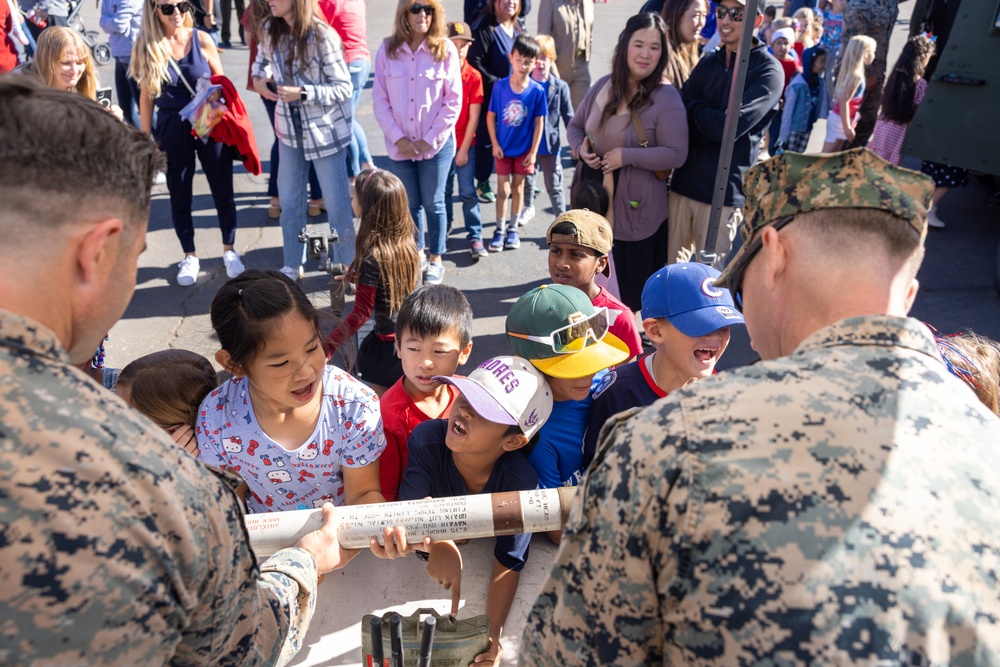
[{"xmin": 24, "ymin": 0, "xmax": 112, "ymax": 66}]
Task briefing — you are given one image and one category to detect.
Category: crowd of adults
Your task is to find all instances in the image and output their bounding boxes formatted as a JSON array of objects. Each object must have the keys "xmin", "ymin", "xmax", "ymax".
[{"xmin": 3, "ymin": 0, "xmax": 1000, "ymax": 665}]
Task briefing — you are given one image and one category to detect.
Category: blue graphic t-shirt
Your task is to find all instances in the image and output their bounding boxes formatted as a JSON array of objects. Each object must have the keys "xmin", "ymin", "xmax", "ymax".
[
  {"xmin": 488, "ymin": 76, "xmax": 548, "ymax": 157},
  {"xmin": 196, "ymin": 364, "xmax": 386, "ymax": 513}
]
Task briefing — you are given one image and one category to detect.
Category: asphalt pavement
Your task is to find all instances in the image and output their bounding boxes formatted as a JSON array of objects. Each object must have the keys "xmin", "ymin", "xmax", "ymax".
[{"xmin": 69, "ymin": 0, "xmax": 999, "ymax": 373}]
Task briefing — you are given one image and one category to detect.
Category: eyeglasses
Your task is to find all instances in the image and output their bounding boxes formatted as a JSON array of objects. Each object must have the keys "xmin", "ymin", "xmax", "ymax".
[
  {"xmin": 715, "ymin": 5, "xmax": 744, "ymax": 22},
  {"xmin": 507, "ymin": 308, "xmax": 610, "ymax": 354},
  {"xmin": 409, "ymin": 3, "xmax": 434, "ymax": 15},
  {"xmin": 158, "ymin": 1, "xmax": 191, "ymax": 14},
  {"xmin": 727, "ymin": 215, "xmax": 796, "ymax": 313}
]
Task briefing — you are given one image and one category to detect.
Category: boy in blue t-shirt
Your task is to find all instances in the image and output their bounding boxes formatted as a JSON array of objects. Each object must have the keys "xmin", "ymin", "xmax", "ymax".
[
  {"xmin": 371, "ymin": 355, "xmax": 553, "ymax": 666},
  {"xmin": 486, "ymin": 34, "xmax": 547, "ymax": 253},
  {"xmin": 581, "ymin": 263, "xmax": 744, "ymax": 468},
  {"xmin": 522, "ymin": 34, "xmax": 573, "ymax": 223}
]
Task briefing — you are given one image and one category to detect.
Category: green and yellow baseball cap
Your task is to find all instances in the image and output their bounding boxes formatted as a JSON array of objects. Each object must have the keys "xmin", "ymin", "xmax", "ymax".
[{"xmin": 505, "ymin": 284, "xmax": 630, "ymax": 379}]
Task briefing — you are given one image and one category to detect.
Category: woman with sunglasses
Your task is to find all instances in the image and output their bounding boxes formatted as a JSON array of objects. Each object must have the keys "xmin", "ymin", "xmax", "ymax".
[
  {"xmin": 567, "ymin": 12, "xmax": 688, "ymax": 312},
  {"xmin": 250, "ymin": 0, "xmax": 355, "ymax": 281},
  {"xmin": 373, "ymin": 0, "xmax": 461, "ymax": 285},
  {"xmin": 131, "ymin": 0, "xmax": 244, "ymax": 287}
]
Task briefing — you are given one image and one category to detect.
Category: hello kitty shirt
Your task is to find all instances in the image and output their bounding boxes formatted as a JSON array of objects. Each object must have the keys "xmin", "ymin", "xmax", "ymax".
[{"xmin": 196, "ymin": 365, "xmax": 385, "ymax": 513}]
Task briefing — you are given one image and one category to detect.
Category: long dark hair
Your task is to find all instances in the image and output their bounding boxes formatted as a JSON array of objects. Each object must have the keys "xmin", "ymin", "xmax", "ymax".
[
  {"xmin": 211, "ymin": 269, "xmax": 321, "ymax": 371},
  {"xmin": 660, "ymin": 0, "xmax": 706, "ymax": 86},
  {"xmin": 602, "ymin": 13, "xmax": 671, "ymax": 128},
  {"xmin": 880, "ymin": 35, "xmax": 935, "ymax": 124},
  {"xmin": 350, "ymin": 169, "xmax": 420, "ymax": 316}
]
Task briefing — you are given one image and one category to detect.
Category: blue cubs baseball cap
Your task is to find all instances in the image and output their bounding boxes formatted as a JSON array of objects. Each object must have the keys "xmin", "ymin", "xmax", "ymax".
[{"xmin": 641, "ymin": 263, "xmax": 744, "ymax": 337}]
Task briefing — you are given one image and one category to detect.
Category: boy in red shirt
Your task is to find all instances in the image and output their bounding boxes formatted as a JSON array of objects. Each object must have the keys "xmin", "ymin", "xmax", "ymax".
[
  {"xmin": 445, "ymin": 21, "xmax": 488, "ymax": 258},
  {"xmin": 377, "ymin": 284, "xmax": 474, "ymax": 501},
  {"xmin": 546, "ymin": 210, "xmax": 643, "ymax": 361}
]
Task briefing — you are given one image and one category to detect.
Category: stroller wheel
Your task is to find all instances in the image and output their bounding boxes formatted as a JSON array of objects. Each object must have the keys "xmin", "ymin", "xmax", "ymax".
[{"xmin": 92, "ymin": 42, "xmax": 112, "ymax": 66}]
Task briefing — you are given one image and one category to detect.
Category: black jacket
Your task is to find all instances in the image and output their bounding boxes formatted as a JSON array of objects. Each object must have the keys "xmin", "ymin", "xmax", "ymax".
[
  {"xmin": 464, "ymin": 0, "xmax": 531, "ymax": 25},
  {"xmin": 670, "ymin": 39, "xmax": 782, "ymax": 208}
]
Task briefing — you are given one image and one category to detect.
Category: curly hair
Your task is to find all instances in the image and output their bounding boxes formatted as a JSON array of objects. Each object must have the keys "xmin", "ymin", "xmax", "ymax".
[{"xmin": 880, "ymin": 35, "xmax": 935, "ymax": 124}]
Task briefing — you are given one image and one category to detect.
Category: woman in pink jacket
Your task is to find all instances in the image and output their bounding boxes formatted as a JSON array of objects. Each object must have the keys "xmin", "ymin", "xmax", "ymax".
[{"xmin": 372, "ymin": 0, "xmax": 461, "ymax": 285}]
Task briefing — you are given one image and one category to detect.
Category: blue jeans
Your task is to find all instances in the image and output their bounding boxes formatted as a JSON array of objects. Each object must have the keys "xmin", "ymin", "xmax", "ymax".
[
  {"xmin": 262, "ymin": 97, "xmax": 322, "ymax": 200},
  {"xmin": 277, "ymin": 140, "xmax": 355, "ymax": 269},
  {"xmin": 389, "ymin": 135, "xmax": 455, "ymax": 257},
  {"xmin": 347, "ymin": 58, "xmax": 373, "ymax": 177},
  {"xmin": 446, "ymin": 149, "xmax": 483, "ymax": 240}
]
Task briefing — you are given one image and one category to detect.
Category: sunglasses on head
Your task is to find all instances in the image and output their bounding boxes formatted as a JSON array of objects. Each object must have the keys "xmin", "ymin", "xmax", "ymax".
[
  {"xmin": 715, "ymin": 5, "xmax": 744, "ymax": 21},
  {"xmin": 409, "ymin": 3, "xmax": 434, "ymax": 15},
  {"xmin": 508, "ymin": 308, "xmax": 610, "ymax": 355},
  {"xmin": 158, "ymin": 1, "xmax": 191, "ymax": 14}
]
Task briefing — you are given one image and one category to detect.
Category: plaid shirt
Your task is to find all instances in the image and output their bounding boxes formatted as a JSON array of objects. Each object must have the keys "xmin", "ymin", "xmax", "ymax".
[{"xmin": 253, "ymin": 21, "xmax": 353, "ymax": 161}]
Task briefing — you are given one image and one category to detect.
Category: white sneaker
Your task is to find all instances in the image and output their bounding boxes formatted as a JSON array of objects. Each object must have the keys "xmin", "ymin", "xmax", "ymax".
[
  {"xmin": 517, "ymin": 205, "xmax": 536, "ymax": 227},
  {"xmin": 279, "ymin": 265, "xmax": 301, "ymax": 281},
  {"xmin": 223, "ymin": 250, "xmax": 245, "ymax": 278},
  {"xmin": 927, "ymin": 207, "xmax": 946, "ymax": 229},
  {"xmin": 153, "ymin": 171, "xmax": 167, "ymax": 186},
  {"xmin": 176, "ymin": 255, "xmax": 200, "ymax": 286}
]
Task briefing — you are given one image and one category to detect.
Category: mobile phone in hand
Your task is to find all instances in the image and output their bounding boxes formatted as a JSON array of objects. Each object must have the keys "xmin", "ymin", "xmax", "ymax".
[
  {"xmin": 266, "ymin": 80, "xmax": 278, "ymax": 94},
  {"xmin": 96, "ymin": 87, "xmax": 113, "ymax": 108}
]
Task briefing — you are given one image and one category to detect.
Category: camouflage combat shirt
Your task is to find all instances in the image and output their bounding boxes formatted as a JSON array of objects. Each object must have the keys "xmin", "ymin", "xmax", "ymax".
[
  {"xmin": 0, "ymin": 310, "xmax": 318, "ymax": 666},
  {"xmin": 521, "ymin": 315, "xmax": 1000, "ymax": 665}
]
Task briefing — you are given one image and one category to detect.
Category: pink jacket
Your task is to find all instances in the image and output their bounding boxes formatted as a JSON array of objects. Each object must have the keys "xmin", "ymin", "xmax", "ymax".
[{"xmin": 372, "ymin": 37, "xmax": 461, "ymax": 162}]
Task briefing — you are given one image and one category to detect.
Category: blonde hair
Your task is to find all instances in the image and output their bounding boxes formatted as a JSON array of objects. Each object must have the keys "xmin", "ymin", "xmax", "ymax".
[
  {"xmin": 535, "ymin": 34, "xmax": 557, "ymax": 60},
  {"xmin": 386, "ymin": 0, "xmax": 449, "ymax": 61},
  {"xmin": 130, "ymin": 0, "xmax": 194, "ymax": 99},
  {"xmin": 834, "ymin": 35, "xmax": 876, "ymax": 102},
  {"xmin": 939, "ymin": 332, "xmax": 1000, "ymax": 416},
  {"xmin": 793, "ymin": 8, "xmax": 817, "ymax": 48},
  {"xmin": 34, "ymin": 27, "xmax": 98, "ymax": 99}
]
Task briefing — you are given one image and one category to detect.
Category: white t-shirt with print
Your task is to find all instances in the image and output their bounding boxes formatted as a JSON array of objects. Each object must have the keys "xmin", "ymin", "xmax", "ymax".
[{"xmin": 196, "ymin": 365, "xmax": 385, "ymax": 513}]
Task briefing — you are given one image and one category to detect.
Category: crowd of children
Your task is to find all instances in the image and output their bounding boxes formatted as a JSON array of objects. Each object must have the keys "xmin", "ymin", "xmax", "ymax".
[{"xmin": 63, "ymin": 3, "xmax": 1000, "ymax": 663}]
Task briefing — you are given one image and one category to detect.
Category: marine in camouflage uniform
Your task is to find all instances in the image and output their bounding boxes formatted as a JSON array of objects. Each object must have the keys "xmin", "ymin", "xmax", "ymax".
[
  {"xmin": 839, "ymin": 0, "xmax": 900, "ymax": 146},
  {"xmin": 520, "ymin": 149, "xmax": 1000, "ymax": 665},
  {"xmin": 0, "ymin": 79, "xmax": 327, "ymax": 666}
]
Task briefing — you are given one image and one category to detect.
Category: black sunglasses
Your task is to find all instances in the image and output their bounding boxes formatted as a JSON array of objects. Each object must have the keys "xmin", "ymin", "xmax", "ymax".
[
  {"xmin": 727, "ymin": 215, "xmax": 796, "ymax": 313},
  {"xmin": 409, "ymin": 3, "xmax": 434, "ymax": 15},
  {"xmin": 715, "ymin": 5, "xmax": 744, "ymax": 21},
  {"xmin": 158, "ymin": 1, "xmax": 191, "ymax": 14}
]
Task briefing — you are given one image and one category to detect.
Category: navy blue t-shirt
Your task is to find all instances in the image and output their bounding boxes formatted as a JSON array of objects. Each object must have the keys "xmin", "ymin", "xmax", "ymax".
[
  {"xmin": 400, "ymin": 419, "xmax": 538, "ymax": 571},
  {"xmin": 582, "ymin": 355, "xmax": 666, "ymax": 469},
  {"xmin": 488, "ymin": 77, "xmax": 547, "ymax": 157}
]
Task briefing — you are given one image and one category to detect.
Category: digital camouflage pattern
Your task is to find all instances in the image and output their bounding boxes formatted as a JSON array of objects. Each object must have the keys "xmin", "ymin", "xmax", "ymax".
[
  {"xmin": 520, "ymin": 315, "xmax": 1000, "ymax": 665},
  {"xmin": 718, "ymin": 148, "xmax": 935, "ymax": 288},
  {"xmin": 0, "ymin": 309, "xmax": 318, "ymax": 666}
]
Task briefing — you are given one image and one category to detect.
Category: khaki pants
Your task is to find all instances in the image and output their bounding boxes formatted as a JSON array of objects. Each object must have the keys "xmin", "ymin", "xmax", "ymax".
[
  {"xmin": 666, "ymin": 192, "xmax": 742, "ymax": 267},
  {"xmin": 559, "ymin": 57, "xmax": 592, "ymax": 112}
]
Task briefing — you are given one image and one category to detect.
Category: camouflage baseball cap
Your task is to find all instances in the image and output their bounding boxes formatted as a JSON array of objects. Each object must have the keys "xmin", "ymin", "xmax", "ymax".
[{"xmin": 715, "ymin": 148, "xmax": 935, "ymax": 288}]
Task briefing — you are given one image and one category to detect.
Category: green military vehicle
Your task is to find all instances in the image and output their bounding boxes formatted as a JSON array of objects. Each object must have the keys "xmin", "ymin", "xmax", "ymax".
[{"xmin": 903, "ymin": 0, "xmax": 1000, "ymax": 288}]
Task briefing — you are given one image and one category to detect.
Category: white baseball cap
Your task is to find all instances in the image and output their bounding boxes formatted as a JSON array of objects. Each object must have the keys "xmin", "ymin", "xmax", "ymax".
[{"xmin": 435, "ymin": 355, "xmax": 553, "ymax": 438}]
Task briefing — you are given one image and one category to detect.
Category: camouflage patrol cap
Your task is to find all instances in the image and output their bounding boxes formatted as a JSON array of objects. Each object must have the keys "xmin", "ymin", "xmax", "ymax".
[{"xmin": 715, "ymin": 148, "xmax": 935, "ymax": 288}]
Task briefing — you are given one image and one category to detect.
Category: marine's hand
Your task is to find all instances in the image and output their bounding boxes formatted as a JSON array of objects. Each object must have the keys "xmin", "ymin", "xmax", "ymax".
[{"xmin": 295, "ymin": 502, "xmax": 357, "ymax": 574}]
